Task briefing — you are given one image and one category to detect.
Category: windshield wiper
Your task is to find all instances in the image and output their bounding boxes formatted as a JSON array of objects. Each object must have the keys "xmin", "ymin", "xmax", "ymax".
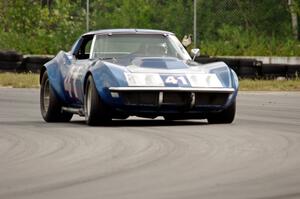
[
  {"xmin": 186, "ymin": 59, "xmax": 200, "ymax": 66},
  {"xmin": 97, "ymin": 57, "xmax": 115, "ymax": 60},
  {"xmin": 96, "ymin": 57, "xmax": 118, "ymax": 63}
]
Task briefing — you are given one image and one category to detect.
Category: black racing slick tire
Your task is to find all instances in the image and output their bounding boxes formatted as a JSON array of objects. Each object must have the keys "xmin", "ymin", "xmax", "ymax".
[
  {"xmin": 84, "ymin": 76, "xmax": 111, "ymax": 126},
  {"xmin": 207, "ymin": 101, "xmax": 236, "ymax": 124},
  {"xmin": 40, "ymin": 72, "xmax": 73, "ymax": 122}
]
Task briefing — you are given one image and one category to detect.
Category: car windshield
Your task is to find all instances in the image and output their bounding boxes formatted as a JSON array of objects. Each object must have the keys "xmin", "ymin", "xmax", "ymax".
[{"xmin": 91, "ymin": 34, "xmax": 191, "ymax": 61}]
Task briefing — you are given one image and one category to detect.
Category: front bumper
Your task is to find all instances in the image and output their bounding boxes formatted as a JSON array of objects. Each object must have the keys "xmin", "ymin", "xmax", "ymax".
[
  {"xmin": 109, "ymin": 87, "xmax": 235, "ymax": 113},
  {"xmin": 110, "ymin": 87, "xmax": 234, "ymax": 92}
]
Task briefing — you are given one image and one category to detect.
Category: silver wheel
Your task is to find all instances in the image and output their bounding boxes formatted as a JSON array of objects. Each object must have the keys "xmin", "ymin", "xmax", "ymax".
[
  {"xmin": 40, "ymin": 71, "xmax": 73, "ymax": 122},
  {"xmin": 86, "ymin": 83, "xmax": 92, "ymax": 118},
  {"xmin": 42, "ymin": 79, "xmax": 50, "ymax": 112}
]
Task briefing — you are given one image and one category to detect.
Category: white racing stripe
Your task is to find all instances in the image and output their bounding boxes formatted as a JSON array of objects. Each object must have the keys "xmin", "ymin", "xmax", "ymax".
[
  {"xmin": 186, "ymin": 74, "xmax": 223, "ymax": 88},
  {"xmin": 125, "ymin": 72, "xmax": 223, "ymax": 88}
]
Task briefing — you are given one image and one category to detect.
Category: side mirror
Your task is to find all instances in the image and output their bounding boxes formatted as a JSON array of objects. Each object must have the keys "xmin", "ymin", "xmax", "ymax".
[
  {"xmin": 67, "ymin": 54, "xmax": 73, "ymax": 61},
  {"xmin": 191, "ymin": 48, "xmax": 200, "ymax": 60}
]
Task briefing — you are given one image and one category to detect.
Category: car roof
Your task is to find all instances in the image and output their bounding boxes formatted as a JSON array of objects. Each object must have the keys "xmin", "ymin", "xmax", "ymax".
[{"xmin": 82, "ymin": 29, "xmax": 174, "ymax": 37}]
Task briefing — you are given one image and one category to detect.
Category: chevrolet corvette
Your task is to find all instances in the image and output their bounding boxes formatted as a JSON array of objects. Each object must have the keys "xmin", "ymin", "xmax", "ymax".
[{"xmin": 40, "ymin": 29, "xmax": 238, "ymax": 125}]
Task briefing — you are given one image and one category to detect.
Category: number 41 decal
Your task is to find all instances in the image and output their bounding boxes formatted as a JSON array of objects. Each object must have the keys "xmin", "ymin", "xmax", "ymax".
[{"xmin": 165, "ymin": 76, "xmax": 188, "ymax": 85}]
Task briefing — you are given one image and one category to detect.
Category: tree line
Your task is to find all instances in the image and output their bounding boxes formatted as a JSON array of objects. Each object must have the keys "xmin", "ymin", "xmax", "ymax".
[{"xmin": 0, "ymin": 0, "xmax": 299, "ymax": 55}]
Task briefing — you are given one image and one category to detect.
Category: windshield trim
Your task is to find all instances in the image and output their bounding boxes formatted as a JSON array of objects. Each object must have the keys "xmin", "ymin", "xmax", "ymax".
[
  {"xmin": 89, "ymin": 35, "xmax": 97, "ymax": 59},
  {"xmin": 91, "ymin": 34, "xmax": 191, "ymax": 61}
]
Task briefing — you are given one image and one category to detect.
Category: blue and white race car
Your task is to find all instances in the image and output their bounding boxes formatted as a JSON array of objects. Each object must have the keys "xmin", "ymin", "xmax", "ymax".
[{"xmin": 40, "ymin": 29, "xmax": 238, "ymax": 125}]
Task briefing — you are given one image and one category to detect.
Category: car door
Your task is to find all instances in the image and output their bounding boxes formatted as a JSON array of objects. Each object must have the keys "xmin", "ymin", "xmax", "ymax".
[{"xmin": 63, "ymin": 35, "xmax": 94, "ymax": 106}]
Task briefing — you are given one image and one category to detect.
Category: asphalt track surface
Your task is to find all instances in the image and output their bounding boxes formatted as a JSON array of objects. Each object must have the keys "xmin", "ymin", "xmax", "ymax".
[{"xmin": 0, "ymin": 88, "xmax": 300, "ymax": 199}]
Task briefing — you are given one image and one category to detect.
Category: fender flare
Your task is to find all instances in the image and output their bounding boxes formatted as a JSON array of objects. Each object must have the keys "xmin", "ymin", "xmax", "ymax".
[{"xmin": 40, "ymin": 52, "xmax": 68, "ymax": 103}]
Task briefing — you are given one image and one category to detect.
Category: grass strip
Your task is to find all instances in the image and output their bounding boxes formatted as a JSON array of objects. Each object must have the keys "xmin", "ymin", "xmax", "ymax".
[
  {"xmin": 239, "ymin": 79, "xmax": 300, "ymax": 91},
  {"xmin": 0, "ymin": 72, "xmax": 39, "ymax": 88}
]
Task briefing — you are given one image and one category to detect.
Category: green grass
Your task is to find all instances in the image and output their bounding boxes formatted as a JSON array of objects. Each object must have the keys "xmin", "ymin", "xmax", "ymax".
[
  {"xmin": 0, "ymin": 72, "xmax": 300, "ymax": 91},
  {"xmin": 0, "ymin": 72, "xmax": 39, "ymax": 88},
  {"xmin": 239, "ymin": 79, "xmax": 300, "ymax": 91}
]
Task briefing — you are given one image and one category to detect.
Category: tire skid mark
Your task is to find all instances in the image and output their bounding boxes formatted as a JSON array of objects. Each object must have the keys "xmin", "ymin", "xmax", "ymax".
[
  {"xmin": 0, "ymin": 126, "xmax": 179, "ymax": 198},
  {"xmin": 1, "ymin": 89, "xmax": 300, "ymax": 199}
]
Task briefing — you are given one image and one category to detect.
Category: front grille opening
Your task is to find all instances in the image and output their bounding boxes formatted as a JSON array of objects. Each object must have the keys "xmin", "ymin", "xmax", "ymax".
[
  {"xmin": 118, "ymin": 90, "xmax": 230, "ymax": 108},
  {"xmin": 195, "ymin": 93, "xmax": 229, "ymax": 106},
  {"xmin": 121, "ymin": 91, "xmax": 158, "ymax": 106},
  {"xmin": 163, "ymin": 92, "xmax": 190, "ymax": 106}
]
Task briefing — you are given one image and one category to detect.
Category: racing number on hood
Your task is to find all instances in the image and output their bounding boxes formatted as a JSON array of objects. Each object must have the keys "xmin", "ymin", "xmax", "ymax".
[{"xmin": 162, "ymin": 75, "xmax": 190, "ymax": 87}]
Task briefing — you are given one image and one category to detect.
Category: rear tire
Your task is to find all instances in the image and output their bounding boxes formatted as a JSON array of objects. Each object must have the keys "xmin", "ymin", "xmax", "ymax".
[
  {"xmin": 84, "ymin": 76, "xmax": 111, "ymax": 126},
  {"xmin": 207, "ymin": 101, "xmax": 236, "ymax": 124},
  {"xmin": 40, "ymin": 72, "xmax": 73, "ymax": 122}
]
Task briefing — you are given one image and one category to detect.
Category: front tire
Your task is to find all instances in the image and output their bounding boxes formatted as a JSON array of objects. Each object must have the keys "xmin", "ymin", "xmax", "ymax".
[
  {"xmin": 207, "ymin": 101, "xmax": 236, "ymax": 124},
  {"xmin": 40, "ymin": 72, "xmax": 73, "ymax": 122},
  {"xmin": 84, "ymin": 76, "xmax": 111, "ymax": 126}
]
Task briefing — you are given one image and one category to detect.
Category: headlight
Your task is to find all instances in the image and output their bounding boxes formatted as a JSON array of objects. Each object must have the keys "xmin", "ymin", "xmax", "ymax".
[
  {"xmin": 124, "ymin": 72, "xmax": 164, "ymax": 87},
  {"xmin": 186, "ymin": 74, "xmax": 223, "ymax": 87}
]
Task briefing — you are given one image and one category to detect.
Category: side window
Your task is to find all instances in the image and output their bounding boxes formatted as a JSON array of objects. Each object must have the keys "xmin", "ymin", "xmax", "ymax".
[
  {"xmin": 75, "ymin": 35, "xmax": 94, "ymax": 60},
  {"xmin": 85, "ymin": 40, "xmax": 92, "ymax": 54}
]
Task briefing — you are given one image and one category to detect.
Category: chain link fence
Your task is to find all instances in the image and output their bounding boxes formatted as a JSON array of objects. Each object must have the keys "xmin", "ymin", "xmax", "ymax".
[
  {"xmin": 196, "ymin": 0, "xmax": 296, "ymax": 38},
  {"xmin": 191, "ymin": 0, "xmax": 299, "ymax": 55}
]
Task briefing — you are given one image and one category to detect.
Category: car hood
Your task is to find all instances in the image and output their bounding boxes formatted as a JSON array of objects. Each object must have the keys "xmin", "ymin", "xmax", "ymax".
[
  {"xmin": 99, "ymin": 56, "xmax": 235, "ymax": 88},
  {"xmin": 130, "ymin": 57, "xmax": 189, "ymax": 70},
  {"xmin": 123, "ymin": 57, "xmax": 226, "ymax": 74}
]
